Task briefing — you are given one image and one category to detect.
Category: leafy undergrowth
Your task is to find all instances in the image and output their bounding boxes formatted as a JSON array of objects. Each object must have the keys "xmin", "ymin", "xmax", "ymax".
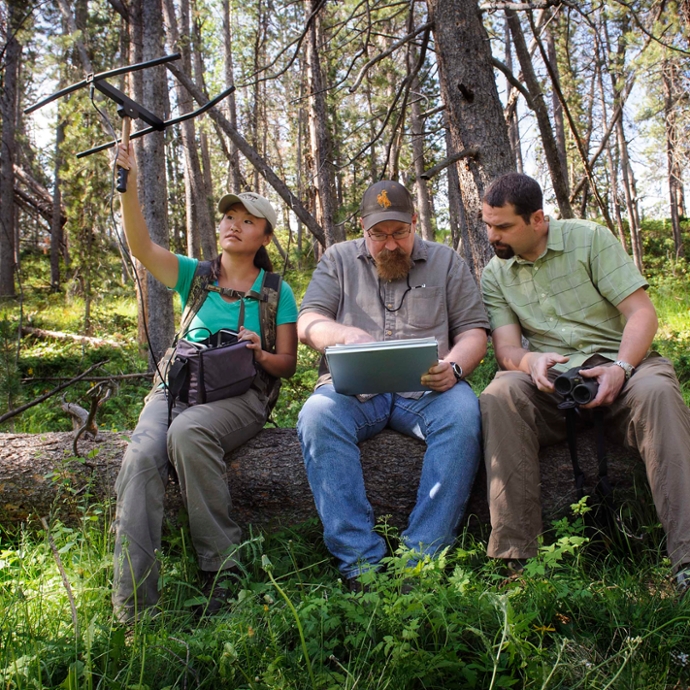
[{"xmin": 2, "ymin": 497, "xmax": 690, "ymax": 690}]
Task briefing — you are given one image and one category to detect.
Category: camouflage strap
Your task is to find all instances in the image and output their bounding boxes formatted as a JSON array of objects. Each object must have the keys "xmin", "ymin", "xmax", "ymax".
[{"xmin": 255, "ymin": 271, "xmax": 282, "ymax": 413}]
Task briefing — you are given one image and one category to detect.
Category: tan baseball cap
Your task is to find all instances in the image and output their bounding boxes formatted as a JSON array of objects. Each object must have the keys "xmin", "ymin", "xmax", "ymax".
[
  {"xmin": 360, "ymin": 180, "xmax": 414, "ymax": 231},
  {"xmin": 217, "ymin": 191, "xmax": 278, "ymax": 228}
]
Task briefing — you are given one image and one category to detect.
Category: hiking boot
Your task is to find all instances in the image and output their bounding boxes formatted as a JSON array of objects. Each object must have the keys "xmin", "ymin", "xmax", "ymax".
[
  {"xmin": 197, "ymin": 568, "xmax": 238, "ymax": 616},
  {"xmin": 503, "ymin": 558, "xmax": 528, "ymax": 577},
  {"xmin": 347, "ymin": 577, "xmax": 372, "ymax": 595},
  {"xmin": 400, "ymin": 578, "xmax": 416, "ymax": 595}
]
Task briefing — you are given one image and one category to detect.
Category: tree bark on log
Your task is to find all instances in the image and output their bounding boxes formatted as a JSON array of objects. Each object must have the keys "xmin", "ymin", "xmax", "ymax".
[{"xmin": 0, "ymin": 428, "xmax": 646, "ymax": 534}]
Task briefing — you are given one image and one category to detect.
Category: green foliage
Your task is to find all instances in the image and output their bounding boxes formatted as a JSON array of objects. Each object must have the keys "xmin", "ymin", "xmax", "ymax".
[{"xmin": 2, "ymin": 501, "xmax": 690, "ymax": 689}]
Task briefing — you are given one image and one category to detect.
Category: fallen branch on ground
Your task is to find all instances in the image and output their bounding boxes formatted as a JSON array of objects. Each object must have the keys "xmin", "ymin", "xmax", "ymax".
[
  {"xmin": 22, "ymin": 326, "xmax": 122, "ymax": 348},
  {"xmin": 0, "ymin": 360, "xmax": 108, "ymax": 424}
]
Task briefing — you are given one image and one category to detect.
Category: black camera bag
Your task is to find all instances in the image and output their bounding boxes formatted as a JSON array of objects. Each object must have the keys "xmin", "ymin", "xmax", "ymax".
[{"xmin": 167, "ymin": 334, "xmax": 256, "ymax": 407}]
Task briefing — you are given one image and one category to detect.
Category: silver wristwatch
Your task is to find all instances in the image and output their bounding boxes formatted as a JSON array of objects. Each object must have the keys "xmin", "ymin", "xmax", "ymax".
[
  {"xmin": 449, "ymin": 362, "xmax": 463, "ymax": 381},
  {"xmin": 614, "ymin": 360, "xmax": 635, "ymax": 380}
]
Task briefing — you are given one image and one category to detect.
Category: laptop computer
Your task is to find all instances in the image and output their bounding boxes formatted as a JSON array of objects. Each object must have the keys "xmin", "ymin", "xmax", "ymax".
[{"xmin": 325, "ymin": 337, "xmax": 439, "ymax": 395}]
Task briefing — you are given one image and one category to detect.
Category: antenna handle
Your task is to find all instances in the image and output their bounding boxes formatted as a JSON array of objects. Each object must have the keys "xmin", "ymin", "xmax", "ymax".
[{"xmin": 116, "ymin": 117, "xmax": 131, "ymax": 193}]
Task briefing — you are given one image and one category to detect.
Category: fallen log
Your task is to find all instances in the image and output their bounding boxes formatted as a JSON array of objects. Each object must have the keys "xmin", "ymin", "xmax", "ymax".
[
  {"xmin": 0, "ymin": 428, "xmax": 648, "ymax": 534},
  {"xmin": 21, "ymin": 326, "xmax": 122, "ymax": 348}
]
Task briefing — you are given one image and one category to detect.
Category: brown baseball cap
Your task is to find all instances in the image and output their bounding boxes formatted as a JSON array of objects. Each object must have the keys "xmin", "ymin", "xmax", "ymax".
[
  {"xmin": 217, "ymin": 191, "xmax": 278, "ymax": 228},
  {"xmin": 359, "ymin": 180, "xmax": 414, "ymax": 231}
]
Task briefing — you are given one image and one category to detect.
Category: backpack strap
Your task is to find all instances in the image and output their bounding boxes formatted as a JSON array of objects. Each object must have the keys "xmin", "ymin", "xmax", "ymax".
[
  {"xmin": 259, "ymin": 271, "xmax": 281, "ymax": 353},
  {"xmin": 151, "ymin": 260, "xmax": 214, "ymax": 393},
  {"xmin": 177, "ymin": 260, "xmax": 214, "ymax": 342},
  {"xmin": 254, "ymin": 271, "xmax": 282, "ymax": 414}
]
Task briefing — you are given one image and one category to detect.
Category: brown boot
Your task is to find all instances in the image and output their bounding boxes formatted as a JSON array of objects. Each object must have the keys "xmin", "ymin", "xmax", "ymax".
[{"xmin": 197, "ymin": 567, "xmax": 239, "ymax": 616}]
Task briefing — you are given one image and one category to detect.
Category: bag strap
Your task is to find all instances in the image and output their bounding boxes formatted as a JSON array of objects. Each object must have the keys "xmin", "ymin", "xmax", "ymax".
[
  {"xmin": 176, "ymin": 260, "xmax": 214, "ymax": 345},
  {"xmin": 564, "ymin": 407, "xmax": 613, "ymax": 507}
]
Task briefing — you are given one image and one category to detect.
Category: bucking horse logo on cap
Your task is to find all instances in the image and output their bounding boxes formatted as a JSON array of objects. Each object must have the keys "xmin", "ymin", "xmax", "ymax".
[{"xmin": 377, "ymin": 190, "xmax": 392, "ymax": 209}]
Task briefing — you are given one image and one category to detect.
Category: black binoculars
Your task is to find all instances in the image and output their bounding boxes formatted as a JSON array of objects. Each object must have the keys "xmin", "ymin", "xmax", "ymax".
[{"xmin": 554, "ymin": 366, "xmax": 599, "ymax": 407}]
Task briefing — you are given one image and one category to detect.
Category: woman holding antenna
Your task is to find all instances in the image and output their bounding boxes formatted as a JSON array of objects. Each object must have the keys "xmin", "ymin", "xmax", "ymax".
[{"xmin": 112, "ymin": 142, "xmax": 298, "ymax": 622}]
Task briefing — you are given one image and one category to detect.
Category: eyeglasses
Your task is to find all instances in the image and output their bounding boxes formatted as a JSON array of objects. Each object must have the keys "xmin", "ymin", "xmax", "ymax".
[{"xmin": 366, "ymin": 227, "xmax": 412, "ymax": 242}]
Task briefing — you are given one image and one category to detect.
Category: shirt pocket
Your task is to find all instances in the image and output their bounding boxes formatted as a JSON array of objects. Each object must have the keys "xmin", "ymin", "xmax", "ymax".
[{"xmin": 398, "ymin": 286, "xmax": 445, "ymax": 331}]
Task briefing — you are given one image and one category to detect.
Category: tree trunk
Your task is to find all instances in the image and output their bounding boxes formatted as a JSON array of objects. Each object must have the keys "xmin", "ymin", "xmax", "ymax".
[
  {"xmin": 604, "ymin": 14, "xmax": 642, "ymax": 270},
  {"xmin": 191, "ymin": 12, "xmax": 217, "ymax": 258},
  {"xmin": 163, "ymin": 0, "xmax": 215, "ymax": 260},
  {"xmin": 410, "ymin": 77, "xmax": 434, "ymax": 241},
  {"xmin": 139, "ymin": 0, "xmax": 175, "ymax": 365},
  {"xmin": 425, "ymin": 0, "xmax": 514, "ymax": 278},
  {"xmin": 0, "ymin": 428, "xmax": 645, "ymax": 536},
  {"xmin": 503, "ymin": 19, "xmax": 523, "ymax": 174},
  {"xmin": 662, "ymin": 58, "xmax": 685, "ymax": 259},
  {"xmin": 619, "ymin": 144, "xmax": 643, "ymax": 270},
  {"xmin": 0, "ymin": 0, "xmax": 20, "ymax": 297},
  {"xmin": 305, "ymin": 0, "xmax": 341, "ymax": 247},
  {"xmin": 506, "ymin": 9, "xmax": 573, "ymax": 219},
  {"xmin": 444, "ymin": 114, "xmax": 472, "ymax": 273},
  {"xmin": 50, "ymin": 115, "xmax": 65, "ymax": 291},
  {"xmin": 544, "ymin": 16, "xmax": 568, "ymax": 192},
  {"xmin": 221, "ymin": 0, "xmax": 242, "ymax": 192}
]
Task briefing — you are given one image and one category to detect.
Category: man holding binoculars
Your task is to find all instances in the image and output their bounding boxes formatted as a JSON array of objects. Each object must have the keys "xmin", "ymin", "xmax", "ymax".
[{"xmin": 479, "ymin": 173, "xmax": 690, "ymax": 593}]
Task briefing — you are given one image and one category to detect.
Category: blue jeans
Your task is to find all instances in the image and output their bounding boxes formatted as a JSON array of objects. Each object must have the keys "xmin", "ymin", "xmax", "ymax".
[{"xmin": 297, "ymin": 383, "xmax": 482, "ymax": 578}]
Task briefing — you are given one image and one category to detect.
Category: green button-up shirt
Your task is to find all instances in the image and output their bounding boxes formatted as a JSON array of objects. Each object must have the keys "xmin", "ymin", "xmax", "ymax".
[{"xmin": 481, "ymin": 218, "xmax": 648, "ymax": 370}]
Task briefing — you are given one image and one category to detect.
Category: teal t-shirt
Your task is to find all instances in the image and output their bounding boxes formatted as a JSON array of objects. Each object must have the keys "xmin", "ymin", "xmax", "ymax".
[{"xmin": 174, "ymin": 255, "xmax": 298, "ymax": 343}]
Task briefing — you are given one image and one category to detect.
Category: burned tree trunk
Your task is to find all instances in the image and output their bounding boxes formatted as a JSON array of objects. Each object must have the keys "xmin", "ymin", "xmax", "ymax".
[{"xmin": 0, "ymin": 0, "xmax": 21, "ymax": 297}]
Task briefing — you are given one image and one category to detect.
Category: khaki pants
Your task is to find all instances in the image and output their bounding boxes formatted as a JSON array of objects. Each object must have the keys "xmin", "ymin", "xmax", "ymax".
[
  {"xmin": 112, "ymin": 388, "xmax": 268, "ymax": 622},
  {"xmin": 480, "ymin": 355, "xmax": 690, "ymax": 571}
]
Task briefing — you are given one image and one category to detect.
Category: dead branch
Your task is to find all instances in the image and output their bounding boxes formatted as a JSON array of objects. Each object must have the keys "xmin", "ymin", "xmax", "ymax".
[
  {"xmin": 381, "ymin": 25, "xmax": 432, "ymax": 178},
  {"xmin": 62, "ymin": 382, "xmax": 114, "ymax": 457},
  {"xmin": 481, "ymin": 1, "xmax": 557, "ymax": 9},
  {"xmin": 492, "ymin": 57, "xmax": 533, "ymax": 105},
  {"xmin": 0, "ymin": 361, "xmax": 108, "ymax": 425},
  {"xmin": 22, "ymin": 326, "xmax": 122, "ymax": 348},
  {"xmin": 106, "ymin": 0, "xmax": 129, "ymax": 21},
  {"xmin": 420, "ymin": 147, "xmax": 479, "ymax": 181},
  {"xmin": 349, "ymin": 22, "xmax": 433, "ymax": 93},
  {"xmin": 528, "ymin": 10, "xmax": 612, "ymax": 229},
  {"xmin": 166, "ymin": 63, "xmax": 326, "ymax": 247},
  {"xmin": 13, "ymin": 165, "xmax": 66, "ymax": 226},
  {"xmin": 339, "ymin": 24, "xmax": 432, "ymax": 174},
  {"xmin": 569, "ymin": 98, "xmax": 627, "ymax": 202},
  {"xmin": 420, "ymin": 104, "xmax": 446, "ymax": 119},
  {"xmin": 22, "ymin": 372, "xmax": 150, "ymax": 383},
  {"xmin": 569, "ymin": 3, "xmax": 661, "ymax": 202}
]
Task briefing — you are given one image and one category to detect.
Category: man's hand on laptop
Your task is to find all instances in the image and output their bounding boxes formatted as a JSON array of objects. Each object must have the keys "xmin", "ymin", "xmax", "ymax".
[
  {"xmin": 421, "ymin": 360, "xmax": 456, "ymax": 392},
  {"xmin": 340, "ymin": 327, "xmax": 376, "ymax": 346}
]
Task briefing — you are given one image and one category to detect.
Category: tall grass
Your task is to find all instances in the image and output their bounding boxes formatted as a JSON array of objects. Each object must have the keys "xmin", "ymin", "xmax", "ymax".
[{"xmin": 2, "ymin": 502, "xmax": 690, "ymax": 688}]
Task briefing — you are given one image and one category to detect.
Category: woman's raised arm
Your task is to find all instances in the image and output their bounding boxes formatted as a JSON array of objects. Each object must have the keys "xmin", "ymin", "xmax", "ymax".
[{"xmin": 116, "ymin": 142, "xmax": 179, "ymax": 289}]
